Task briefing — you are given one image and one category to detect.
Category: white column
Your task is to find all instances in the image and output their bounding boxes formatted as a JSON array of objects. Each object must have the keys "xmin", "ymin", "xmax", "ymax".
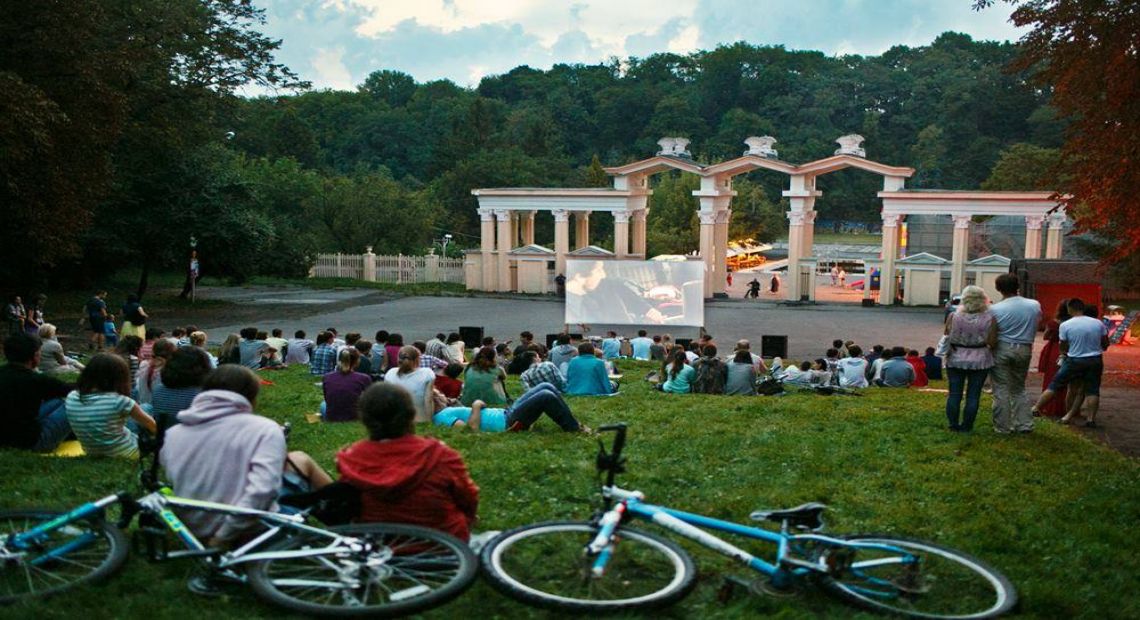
[
  {"xmin": 785, "ymin": 210, "xmax": 805, "ymax": 301},
  {"xmin": 782, "ymin": 175, "xmax": 820, "ymax": 302},
  {"xmin": 495, "ymin": 209, "xmax": 513, "ymax": 292},
  {"xmin": 575, "ymin": 211, "xmax": 591, "ymax": 249},
  {"xmin": 879, "ymin": 213, "xmax": 902, "ymax": 305},
  {"xmin": 509, "ymin": 212, "xmax": 520, "ymax": 248},
  {"xmin": 714, "ymin": 209, "xmax": 731, "ymax": 295},
  {"xmin": 1024, "ymin": 215, "xmax": 1044, "ymax": 259},
  {"xmin": 802, "ymin": 209, "xmax": 817, "ymax": 261},
  {"xmin": 949, "ymin": 215, "xmax": 971, "ymax": 297},
  {"xmin": 631, "ymin": 209, "xmax": 648, "ymax": 257},
  {"xmin": 521, "ymin": 210, "xmax": 536, "ymax": 245},
  {"xmin": 698, "ymin": 211, "xmax": 717, "ymax": 298},
  {"xmin": 479, "ymin": 208, "xmax": 496, "ymax": 290},
  {"xmin": 1045, "ymin": 212, "xmax": 1065, "ymax": 258},
  {"xmin": 613, "ymin": 209, "xmax": 631, "ymax": 258},
  {"xmin": 552, "ymin": 209, "xmax": 570, "ymax": 275}
]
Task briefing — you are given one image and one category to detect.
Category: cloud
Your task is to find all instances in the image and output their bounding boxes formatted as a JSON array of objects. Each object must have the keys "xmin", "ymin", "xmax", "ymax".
[{"xmin": 255, "ymin": 0, "xmax": 1024, "ymax": 89}]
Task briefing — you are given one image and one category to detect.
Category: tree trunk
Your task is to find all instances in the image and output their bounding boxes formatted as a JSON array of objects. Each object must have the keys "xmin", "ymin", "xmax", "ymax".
[{"xmin": 137, "ymin": 259, "xmax": 151, "ymax": 301}]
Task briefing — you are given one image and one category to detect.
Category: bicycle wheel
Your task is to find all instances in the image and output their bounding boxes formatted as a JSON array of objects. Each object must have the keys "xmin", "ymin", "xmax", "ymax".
[
  {"xmin": 245, "ymin": 523, "xmax": 477, "ymax": 617},
  {"xmin": 481, "ymin": 520, "xmax": 697, "ymax": 613},
  {"xmin": 815, "ymin": 533, "xmax": 1017, "ymax": 619},
  {"xmin": 0, "ymin": 509, "xmax": 128, "ymax": 604}
]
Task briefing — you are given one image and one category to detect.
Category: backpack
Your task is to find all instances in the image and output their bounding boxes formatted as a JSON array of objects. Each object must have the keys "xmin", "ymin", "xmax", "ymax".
[{"xmin": 692, "ymin": 358, "xmax": 726, "ymax": 394}]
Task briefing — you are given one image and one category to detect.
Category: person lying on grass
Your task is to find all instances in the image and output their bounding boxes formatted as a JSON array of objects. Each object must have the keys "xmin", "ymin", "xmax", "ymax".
[
  {"xmin": 434, "ymin": 382, "xmax": 591, "ymax": 433},
  {"xmin": 337, "ymin": 382, "xmax": 479, "ymax": 541}
]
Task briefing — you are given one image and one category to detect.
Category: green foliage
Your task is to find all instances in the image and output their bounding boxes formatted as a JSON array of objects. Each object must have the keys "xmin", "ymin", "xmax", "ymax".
[
  {"xmin": 2, "ymin": 361, "xmax": 1138, "ymax": 618},
  {"xmin": 981, "ymin": 143, "xmax": 1062, "ymax": 191}
]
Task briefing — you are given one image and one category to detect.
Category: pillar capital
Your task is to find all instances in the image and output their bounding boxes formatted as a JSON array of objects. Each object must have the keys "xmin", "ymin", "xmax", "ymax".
[
  {"xmin": 492, "ymin": 208, "xmax": 513, "ymax": 221},
  {"xmin": 631, "ymin": 209, "xmax": 648, "ymax": 222},
  {"xmin": 698, "ymin": 211, "xmax": 718, "ymax": 226},
  {"xmin": 551, "ymin": 209, "xmax": 569, "ymax": 222},
  {"xmin": 715, "ymin": 209, "xmax": 732, "ymax": 224},
  {"xmin": 1024, "ymin": 214, "xmax": 1045, "ymax": 230},
  {"xmin": 802, "ymin": 210, "xmax": 817, "ymax": 224},
  {"xmin": 613, "ymin": 209, "xmax": 631, "ymax": 224},
  {"xmin": 952, "ymin": 214, "xmax": 972, "ymax": 229},
  {"xmin": 478, "ymin": 208, "xmax": 495, "ymax": 222},
  {"xmin": 575, "ymin": 210, "xmax": 592, "ymax": 219},
  {"xmin": 1048, "ymin": 212, "xmax": 1066, "ymax": 229},
  {"xmin": 881, "ymin": 213, "xmax": 903, "ymax": 228}
]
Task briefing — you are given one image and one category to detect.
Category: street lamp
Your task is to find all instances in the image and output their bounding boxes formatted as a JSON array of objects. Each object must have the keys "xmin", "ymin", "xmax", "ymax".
[{"xmin": 441, "ymin": 233, "xmax": 453, "ymax": 257}]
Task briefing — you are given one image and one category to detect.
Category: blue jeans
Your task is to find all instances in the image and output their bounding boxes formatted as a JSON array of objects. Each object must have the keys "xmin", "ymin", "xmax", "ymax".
[
  {"xmin": 506, "ymin": 383, "xmax": 581, "ymax": 431},
  {"xmin": 946, "ymin": 367, "xmax": 990, "ymax": 431},
  {"xmin": 32, "ymin": 399, "xmax": 72, "ymax": 452}
]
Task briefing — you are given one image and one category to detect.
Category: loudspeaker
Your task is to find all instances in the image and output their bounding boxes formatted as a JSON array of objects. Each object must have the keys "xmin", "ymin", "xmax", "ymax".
[
  {"xmin": 458, "ymin": 326, "xmax": 484, "ymax": 349},
  {"xmin": 761, "ymin": 335, "xmax": 788, "ymax": 359},
  {"xmin": 675, "ymin": 337, "xmax": 693, "ymax": 351},
  {"xmin": 545, "ymin": 333, "xmax": 559, "ymax": 350}
]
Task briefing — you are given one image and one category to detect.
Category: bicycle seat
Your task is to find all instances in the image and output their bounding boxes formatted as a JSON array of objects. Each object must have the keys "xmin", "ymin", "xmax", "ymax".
[{"xmin": 750, "ymin": 502, "xmax": 827, "ymax": 531}]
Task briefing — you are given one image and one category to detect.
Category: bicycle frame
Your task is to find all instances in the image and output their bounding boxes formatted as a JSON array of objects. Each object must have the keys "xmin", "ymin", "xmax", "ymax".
[{"xmin": 590, "ymin": 486, "xmax": 918, "ymax": 591}]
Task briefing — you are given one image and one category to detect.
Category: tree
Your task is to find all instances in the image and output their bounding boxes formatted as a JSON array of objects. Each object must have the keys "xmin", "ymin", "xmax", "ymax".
[
  {"xmin": 981, "ymin": 143, "xmax": 1062, "ymax": 190},
  {"xmin": 976, "ymin": 0, "xmax": 1140, "ymax": 260}
]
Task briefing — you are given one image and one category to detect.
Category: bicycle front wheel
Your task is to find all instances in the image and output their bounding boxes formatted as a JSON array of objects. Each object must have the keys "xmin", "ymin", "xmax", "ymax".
[
  {"xmin": 245, "ymin": 523, "xmax": 476, "ymax": 617},
  {"xmin": 481, "ymin": 521, "xmax": 697, "ymax": 613},
  {"xmin": 816, "ymin": 534, "xmax": 1017, "ymax": 619},
  {"xmin": 0, "ymin": 509, "xmax": 129, "ymax": 604}
]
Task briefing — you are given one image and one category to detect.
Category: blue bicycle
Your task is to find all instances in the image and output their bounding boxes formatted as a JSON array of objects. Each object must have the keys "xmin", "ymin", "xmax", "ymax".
[{"xmin": 480, "ymin": 424, "xmax": 1017, "ymax": 618}]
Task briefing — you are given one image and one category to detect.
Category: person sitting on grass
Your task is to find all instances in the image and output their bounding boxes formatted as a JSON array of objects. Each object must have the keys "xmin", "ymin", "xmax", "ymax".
[
  {"xmin": 548, "ymin": 333, "xmax": 578, "ymax": 370},
  {"xmin": 136, "ymin": 338, "xmax": 176, "ymax": 405},
  {"xmin": 520, "ymin": 350, "xmax": 566, "ymax": 393},
  {"xmin": 875, "ymin": 346, "xmax": 916, "ymax": 388},
  {"xmin": 835, "ymin": 345, "xmax": 869, "ymax": 388},
  {"xmin": 661, "ymin": 349, "xmax": 695, "ymax": 393},
  {"xmin": 691, "ymin": 345, "xmax": 727, "ymax": 394},
  {"xmin": 238, "ymin": 327, "xmax": 272, "ymax": 369},
  {"xmin": 922, "ymin": 346, "xmax": 943, "ymax": 381},
  {"xmin": 459, "ymin": 346, "xmax": 509, "ymax": 406},
  {"xmin": 724, "ymin": 349, "xmax": 757, "ymax": 396},
  {"xmin": 337, "ymin": 382, "xmax": 480, "ymax": 541},
  {"xmin": 322, "ymin": 348, "xmax": 372, "ymax": 423},
  {"xmin": 36, "ymin": 323, "xmax": 85, "ymax": 374},
  {"xmin": 782, "ymin": 361, "xmax": 815, "ymax": 386},
  {"xmin": 151, "ymin": 347, "xmax": 212, "ymax": 432},
  {"xmin": 0, "ymin": 332, "xmax": 73, "ymax": 452},
  {"xmin": 162, "ymin": 365, "xmax": 332, "ymax": 549},
  {"xmin": 188, "ymin": 331, "xmax": 217, "ymax": 368},
  {"xmin": 435, "ymin": 382, "xmax": 590, "ymax": 433},
  {"xmin": 354, "ymin": 340, "xmax": 374, "ymax": 375},
  {"xmin": 906, "ymin": 349, "xmax": 929, "ymax": 387},
  {"xmin": 66, "ymin": 353, "xmax": 157, "ymax": 458},
  {"xmin": 383, "ymin": 345, "xmax": 436, "ymax": 423},
  {"xmin": 565, "ymin": 341, "xmax": 614, "ymax": 395},
  {"xmin": 309, "ymin": 331, "xmax": 338, "ymax": 376},
  {"xmin": 435, "ymin": 363, "xmax": 464, "ymax": 400},
  {"xmin": 285, "ymin": 330, "xmax": 314, "ymax": 366}
]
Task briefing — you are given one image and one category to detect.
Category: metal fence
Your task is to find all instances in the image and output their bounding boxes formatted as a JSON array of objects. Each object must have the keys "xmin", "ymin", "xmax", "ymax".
[{"xmin": 311, "ymin": 253, "xmax": 465, "ymax": 284}]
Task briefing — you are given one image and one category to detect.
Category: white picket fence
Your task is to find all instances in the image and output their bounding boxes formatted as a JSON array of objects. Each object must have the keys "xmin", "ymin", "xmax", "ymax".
[{"xmin": 311, "ymin": 253, "xmax": 465, "ymax": 284}]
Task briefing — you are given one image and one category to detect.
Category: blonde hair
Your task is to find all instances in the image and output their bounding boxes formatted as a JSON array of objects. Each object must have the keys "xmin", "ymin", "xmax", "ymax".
[
  {"xmin": 337, "ymin": 347, "xmax": 361, "ymax": 374},
  {"xmin": 189, "ymin": 331, "xmax": 207, "ymax": 346},
  {"xmin": 959, "ymin": 285, "xmax": 990, "ymax": 314},
  {"xmin": 38, "ymin": 323, "xmax": 57, "ymax": 339}
]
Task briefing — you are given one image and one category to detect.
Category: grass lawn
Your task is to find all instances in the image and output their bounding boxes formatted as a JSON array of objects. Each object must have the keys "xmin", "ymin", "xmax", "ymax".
[{"xmin": 3, "ymin": 362, "xmax": 1138, "ymax": 619}]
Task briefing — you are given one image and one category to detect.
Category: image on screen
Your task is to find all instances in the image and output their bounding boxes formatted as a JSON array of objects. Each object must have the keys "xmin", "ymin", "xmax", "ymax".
[{"xmin": 564, "ymin": 259, "xmax": 705, "ymax": 327}]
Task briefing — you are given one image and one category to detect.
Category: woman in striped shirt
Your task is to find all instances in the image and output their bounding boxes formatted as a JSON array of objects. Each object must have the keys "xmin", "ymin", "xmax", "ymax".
[{"xmin": 66, "ymin": 354, "xmax": 156, "ymax": 458}]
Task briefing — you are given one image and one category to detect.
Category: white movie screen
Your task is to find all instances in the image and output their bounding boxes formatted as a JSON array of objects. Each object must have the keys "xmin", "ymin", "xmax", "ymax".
[{"xmin": 564, "ymin": 259, "xmax": 705, "ymax": 327}]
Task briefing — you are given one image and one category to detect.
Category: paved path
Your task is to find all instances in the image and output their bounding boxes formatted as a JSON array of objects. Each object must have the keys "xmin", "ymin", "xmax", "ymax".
[{"xmin": 201, "ymin": 290, "xmax": 946, "ymax": 360}]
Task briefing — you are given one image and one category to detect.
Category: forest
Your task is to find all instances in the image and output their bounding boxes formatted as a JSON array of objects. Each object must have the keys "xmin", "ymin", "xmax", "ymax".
[{"xmin": 1, "ymin": 0, "xmax": 1065, "ymax": 289}]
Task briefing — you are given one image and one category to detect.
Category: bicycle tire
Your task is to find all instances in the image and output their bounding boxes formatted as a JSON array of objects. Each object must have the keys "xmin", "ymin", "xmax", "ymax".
[
  {"xmin": 481, "ymin": 520, "xmax": 698, "ymax": 613},
  {"xmin": 0, "ymin": 509, "xmax": 129, "ymax": 604},
  {"xmin": 245, "ymin": 522, "xmax": 477, "ymax": 617},
  {"xmin": 815, "ymin": 533, "xmax": 1017, "ymax": 619}
]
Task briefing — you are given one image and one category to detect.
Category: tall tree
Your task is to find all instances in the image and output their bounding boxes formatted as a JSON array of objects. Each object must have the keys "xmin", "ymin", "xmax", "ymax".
[{"xmin": 976, "ymin": 0, "xmax": 1140, "ymax": 260}]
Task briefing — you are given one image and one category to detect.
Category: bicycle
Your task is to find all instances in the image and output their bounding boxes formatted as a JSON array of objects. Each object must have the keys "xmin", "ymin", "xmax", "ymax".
[
  {"xmin": 480, "ymin": 423, "xmax": 1017, "ymax": 618},
  {"xmin": 0, "ymin": 436, "xmax": 478, "ymax": 616}
]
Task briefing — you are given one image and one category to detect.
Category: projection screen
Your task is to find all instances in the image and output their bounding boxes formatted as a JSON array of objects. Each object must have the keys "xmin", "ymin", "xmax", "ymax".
[{"xmin": 564, "ymin": 259, "xmax": 705, "ymax": 327}]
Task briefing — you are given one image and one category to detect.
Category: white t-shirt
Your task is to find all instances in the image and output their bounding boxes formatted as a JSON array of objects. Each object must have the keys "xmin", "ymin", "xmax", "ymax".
[
  {"xmin": 383, "ymin": 367, "xmax": 436, "ymax": 422},
  {"xmin": 1059, "ymin": 316, "xmax": 1107, "ymax": 358},
  {"xmin": 990, "ymin": 296, "xmax": 1042, "ymax": 345},
  {"xmin": 836, "ymin": 357, "xmax": 869, "ymax": 388}
]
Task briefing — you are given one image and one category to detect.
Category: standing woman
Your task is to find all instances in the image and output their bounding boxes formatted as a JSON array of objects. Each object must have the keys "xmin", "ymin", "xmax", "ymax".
[
  {"xmin": 1036, "ymin": 299, "xmax": 1070, "ymax": 418},
  {"xmin": 120, "ymin": 294, "xmax": 148, "ymax": 340},
  {"xmin": 66, "ymin": 353, "xmax": 157, "ymax": 458},
  {"xmin": 383, "ymin": 345, "xmax": 437, "ymax": 423},
  {"xmin": 943, "ymin": 285, "xmax": 998, "ymax": 432},
  {"xmin": 24, "ymin": 294, "xmax": 47, "ymax": 335}
]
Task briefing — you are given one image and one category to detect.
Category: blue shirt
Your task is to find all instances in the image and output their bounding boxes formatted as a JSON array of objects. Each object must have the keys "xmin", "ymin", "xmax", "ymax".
[
  {"xmin": 601, "ymin": 338, "xmax": 621, "ymax": 359},
  {"xmin": 990, "ymin": 296, "xmax": 1042, "ymax": 345},
  {"xmin": 433, "ymin": 406, "xmax": 507, "ymax": 432},
  {"xmin": 1059, "ymin": 316, "xmax": 1108, "ymax": 358},
  {"xmin": 630, "ymin": 337, "xmax": 653, "ymax": 360},
  {"xmin": 662, "ymin": 364, "xmax": 696, "ymax": 393},
  {"xmin": 310, "ymin": 344, "xmax": 338, "ymax": 375},
  {"xmin": 565, "ymin": 355, "xmax": 612, "ymax": 395}
]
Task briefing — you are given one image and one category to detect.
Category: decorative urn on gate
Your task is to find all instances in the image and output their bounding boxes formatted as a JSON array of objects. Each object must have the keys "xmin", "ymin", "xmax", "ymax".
[{"xmin": 834, "ymin": 134, "xmax": 866, "ymax": 157}]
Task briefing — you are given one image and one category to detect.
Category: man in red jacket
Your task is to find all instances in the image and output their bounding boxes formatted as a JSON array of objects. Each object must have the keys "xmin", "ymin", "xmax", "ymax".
[{"xmin": 337, "ymin": 382, "xmax": 479, "ymax": 541}]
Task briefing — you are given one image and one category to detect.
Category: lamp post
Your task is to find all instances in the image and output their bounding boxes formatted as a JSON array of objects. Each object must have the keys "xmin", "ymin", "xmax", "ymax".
[
  {"xmin": 441, "ymin": 233, "xmax": 453, "ymax": 258},
  {"xmin": 189, "ymin": 235, "xmax": 199, "ymax": 303}
]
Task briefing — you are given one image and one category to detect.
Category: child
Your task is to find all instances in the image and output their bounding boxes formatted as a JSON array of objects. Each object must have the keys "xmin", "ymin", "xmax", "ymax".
[
  {"xmin": 66, "ymin": 353, "xmax": 157, "ymax": 458},
  {"xmin": 104, "ymin": 314, "xmax": 119, "ymax": 348}
]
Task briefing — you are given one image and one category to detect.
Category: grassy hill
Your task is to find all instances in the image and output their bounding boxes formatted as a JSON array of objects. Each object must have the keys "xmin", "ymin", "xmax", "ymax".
[{"xmin": 3, "ymin": 362, "xmax": 1137, "ymax": 619}]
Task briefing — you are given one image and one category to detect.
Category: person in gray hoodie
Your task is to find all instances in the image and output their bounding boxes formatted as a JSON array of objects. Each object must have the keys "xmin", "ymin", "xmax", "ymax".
[{"xmin": 161, "ymin": 365, "xmax": 332, "ymax": 547}]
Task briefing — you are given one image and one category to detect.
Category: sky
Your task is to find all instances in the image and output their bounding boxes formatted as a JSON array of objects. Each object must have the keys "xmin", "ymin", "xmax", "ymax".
[{"xmin": 256, "ymin": 0, "xmax": 1024, "ymax": 91}]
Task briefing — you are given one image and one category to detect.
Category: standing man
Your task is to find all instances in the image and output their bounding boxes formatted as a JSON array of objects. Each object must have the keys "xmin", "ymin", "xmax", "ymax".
[
  {"xmin": 747, "ymin": 278, "xmax": 761, "ymax": 299},
  {"xmin": 84, "ymin": 290, "xmax": 109, "ymax": 351},
  {"xmin": 988, "ymin": 273, "xmax": 1042, "ymax": 434},
  {"xmin": 4, "ymin": 295, "xmax": 26, "ymax": 337},
  {"xmin": 1033, "ymin": 298, "xmax": 1109, "ymax": 427}
]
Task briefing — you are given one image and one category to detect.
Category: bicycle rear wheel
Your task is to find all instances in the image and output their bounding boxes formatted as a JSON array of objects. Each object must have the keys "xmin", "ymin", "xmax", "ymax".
[
  {"xmin": 481, "ymin": 520, "xmax": 697, "ymax": 613},
  {"xmin": 0, "ymin": 509, "xmax": 128, "ymax": 604},
  {"xmin": 816, "ymin": 533, "xmax": 1017, "ymax": 619},
  {"xmin": 245, "ymin": 523, "xmax": 476, "ymax": 617}
]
